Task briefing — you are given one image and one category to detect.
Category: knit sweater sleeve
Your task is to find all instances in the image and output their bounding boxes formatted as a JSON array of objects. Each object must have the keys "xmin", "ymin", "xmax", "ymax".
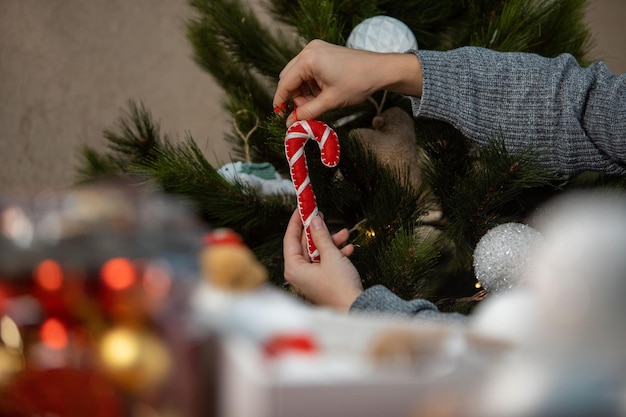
[
  {"xmin": 350, "ymin": 285, "xmax": 468, "ymax": 324},
  {"xmin": 409, "ymin": 47, "xmax": 626, "ymax": 177}
]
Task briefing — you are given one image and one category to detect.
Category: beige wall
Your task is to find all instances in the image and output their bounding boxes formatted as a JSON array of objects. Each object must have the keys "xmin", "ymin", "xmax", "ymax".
[
  {"xmin": 0, "ymin": 0, "xmax": 232, "ymax": 196},
  {"xmin": 586, "ymin": 0, "xmax": 626, "ymax": 72},
  {"xmin": 0, "ymin": 0, "xmax": 624, "ymax": 196}
]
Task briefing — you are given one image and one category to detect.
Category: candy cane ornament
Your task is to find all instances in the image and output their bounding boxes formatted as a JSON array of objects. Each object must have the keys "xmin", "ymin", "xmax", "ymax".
[{"xmin": 285, "ymin": 120, "xmax": 340, "ymax": 262}]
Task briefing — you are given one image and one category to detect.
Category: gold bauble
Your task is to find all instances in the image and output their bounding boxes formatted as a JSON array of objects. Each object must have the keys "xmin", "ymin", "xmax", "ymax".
[{"xmin": 98, "ymin": 326, "xmax": 171, "ymax": 394}]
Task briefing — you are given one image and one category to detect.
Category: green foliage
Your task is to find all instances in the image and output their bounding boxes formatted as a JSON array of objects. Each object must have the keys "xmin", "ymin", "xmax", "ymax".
[
  {"xmin": 289, "ymin": 0, "xmax": 345, "ymax": 44},
  {"xmin": 76, "ymin": 101, "xmax": 164, "ymax": 183},
  {"xmin": 188, "ymin": 0, "xmax": 295, "ymax": 93},
  {"xmin": 77, "ymin": 0, "xmax": 604, "ymax": 309},
  {"xmin": 465, "ymin": 0, "xmax": 592, "ymax": 61},
  {"xmin": 428, "ymin": 133, "xmax": 560, "ymax": 269},
  {"xmin": 371, "ymin": 226, "xmax": 441, "ymax": 300},
  {"xmin": 77, "ymin": 101, "xmax": 292, "ymax": 284},
  {"xmin": 76, "ymin": 148, "xmax": 122, "ymax": 182}
]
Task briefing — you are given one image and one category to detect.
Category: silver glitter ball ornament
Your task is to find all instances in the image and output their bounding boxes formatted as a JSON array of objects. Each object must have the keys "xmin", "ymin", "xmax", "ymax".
[
  {"xmin": 346, "ymin": 16, "xmax": 418, "ymax": 53},
  {"xmin": 473, "ymin": 222, "xmax": 542, "ymax": 294}
]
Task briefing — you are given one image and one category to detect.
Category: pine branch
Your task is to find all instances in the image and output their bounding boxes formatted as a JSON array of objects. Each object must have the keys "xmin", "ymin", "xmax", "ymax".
[
  {"xmin": 289, "ymin": 0, "xmax": 345, "ymax": 43},
  {"xmin": 438, "ymin": 136, "xmax": 560, "ymax": 268},
  {"xmin": 76, "ymin": 100, "xmax": 165, "ymax": 182},
  {"xmin": 132, "ymin": 136, "xmax": 293, "ymax": 285},
  {"xmin": 102, "ymin": 100, "xmax": 164, "ymax": 162},
  {"xmin": 75, "ymin": 147, "xmax": 124, "ymax": 184},
  {"xmin": 467, "ymin": 0, "xmax": 592, "ymax": 60},
  {"xmin": 372, "ymin": 226, "xmax": 442, "ymax": 301},
  {"xmin": 187, "ymin": 3, "xmax": 271, "ymax": 111},
  {"xmin": 376, "ymin": 0, "xmax": 467, "ymax": 50},
  {"xmin": 75, "ymin": 100, "xmax": 293, "ymax": 286},
  {"xmin": 268, "ymin": 0, "xmax": 365, "ymax": 44},
  {"xmin": 188, "ymin": 0, "xmax": 299, "ymax": 89}
]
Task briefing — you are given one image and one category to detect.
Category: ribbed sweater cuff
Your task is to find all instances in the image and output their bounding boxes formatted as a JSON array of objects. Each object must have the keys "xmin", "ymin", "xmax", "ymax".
[
  {"xmin": 350, "ymin": 285, "xmax": 438, "ymax": 316},
  {"xmin": 407, "ymin": 49, "xmax": 464, "ymax": 125}
]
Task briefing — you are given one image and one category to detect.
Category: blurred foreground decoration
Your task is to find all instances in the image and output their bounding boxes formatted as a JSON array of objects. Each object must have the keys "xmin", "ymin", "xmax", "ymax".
[{"xmin": 0, "ymin": 182, "xmax": 209, "ymax": 416}]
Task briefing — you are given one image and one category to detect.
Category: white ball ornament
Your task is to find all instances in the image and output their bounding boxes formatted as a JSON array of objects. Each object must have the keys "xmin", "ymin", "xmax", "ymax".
[
  {"xmin": 346, "ymin": 16, "xmax": 418, "ymax": 53},
  {"xmin": 473, "ymin": 222, "xmax": 543, "ymax": 294}
]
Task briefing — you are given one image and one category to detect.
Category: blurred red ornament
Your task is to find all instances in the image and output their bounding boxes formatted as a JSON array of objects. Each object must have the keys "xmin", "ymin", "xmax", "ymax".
[
  {"xmin": 202, "ymin": 229, "xmax": 244, "ymax": 247},
  {"xmin": 263, "ymin": 333, "xmax": 318, "ymax": 358}
]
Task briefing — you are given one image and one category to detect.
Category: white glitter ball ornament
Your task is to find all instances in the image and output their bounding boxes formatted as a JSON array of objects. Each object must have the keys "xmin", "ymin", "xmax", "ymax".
[
  {"xmin": 346, "ymin": 16, "xmax": 418, "ymax": 53},
  {"xmin": 473, "ymin": 222, "xmax": 543, "ymax": 294}
]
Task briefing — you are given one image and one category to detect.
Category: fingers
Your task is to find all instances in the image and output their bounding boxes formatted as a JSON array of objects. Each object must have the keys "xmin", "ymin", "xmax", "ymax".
[
  {"xmin": 274, "ymin": 41, "xmax": 330, "ymax": 126},
  {"xmin": 286, "ymin": 210, "xmax": 355, "ymax": 266},
  {"xmin": 331, "ymin": 228, "xmax": 349, "ymax": 247},
  {"xmin": 331, "ymin": 228, "xmax": 354, "ymax": 257},
  {"xmin": 340, "ymin": 243, "xmax": 355, "ymax": 257},
  {"xmin": 309, "ymin": 216, "xmax": 341, "ymax": 258},
  {"xmin": 286, "ymin": 94, "xmax": 329, "ymax": 126},
  {"xmin": 274, "ymin": 54, "xmax": 300, "ymax": 109}
]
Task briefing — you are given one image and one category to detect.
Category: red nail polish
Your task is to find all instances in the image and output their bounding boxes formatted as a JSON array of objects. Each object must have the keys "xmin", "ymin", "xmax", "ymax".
[{"xmin": 273, "ymin": 102, "xmax": 287, "ymax": 114}]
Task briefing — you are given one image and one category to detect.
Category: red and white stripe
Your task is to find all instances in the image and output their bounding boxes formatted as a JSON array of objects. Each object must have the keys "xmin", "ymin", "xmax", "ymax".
[{"xmin": 285, "ymin": 120, "xmax": 340, "ymax": 261}]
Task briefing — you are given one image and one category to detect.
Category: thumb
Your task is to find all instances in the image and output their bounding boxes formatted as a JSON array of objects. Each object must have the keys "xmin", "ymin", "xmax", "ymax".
[{"xmin": 309, "ymin": 216, "xmax": 338, "ymax": 256}]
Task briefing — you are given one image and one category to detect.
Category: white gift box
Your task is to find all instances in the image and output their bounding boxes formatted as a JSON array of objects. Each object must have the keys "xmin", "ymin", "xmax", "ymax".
[{"xmin": 208, "ymin": 303, "xmax": 505, "ymax": 417}]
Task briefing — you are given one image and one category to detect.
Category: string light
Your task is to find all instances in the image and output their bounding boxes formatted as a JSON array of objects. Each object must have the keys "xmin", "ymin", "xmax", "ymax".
[
  {"xmin": 34, "ymin": 259, "xmax": 63, "ymax": 291},
  {"xmin": 40, "ymin": 318, "xmax": 68, "ymax": 350},
  {"xmin": 101, "ymin": 258, "xmax": 136, "ymax": 290}
]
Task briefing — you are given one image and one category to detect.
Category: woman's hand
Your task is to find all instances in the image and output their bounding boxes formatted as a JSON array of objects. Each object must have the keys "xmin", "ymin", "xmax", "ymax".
[
  {"xmin": 283, "ymin": 210, "xmax": 364, "ymax": 312},
  {"xmin": 273, "ymin": 39, "xmax": 423, "ymax": 126}
]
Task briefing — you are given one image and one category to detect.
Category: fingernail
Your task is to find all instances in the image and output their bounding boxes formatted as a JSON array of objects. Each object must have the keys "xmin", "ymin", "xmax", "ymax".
[
  {"xmin": 311, "ymin": 216, "xmax": 324, "ymax": 230},
  {"xmin": 273, "ymin": 102, "xmax": 287, "ymax": 114}
]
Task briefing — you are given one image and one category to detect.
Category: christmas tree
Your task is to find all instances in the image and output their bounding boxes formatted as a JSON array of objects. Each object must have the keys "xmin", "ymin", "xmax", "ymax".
[{"xmin": 76, "ymin": 0, "xmax": 624, "ymax": 313}]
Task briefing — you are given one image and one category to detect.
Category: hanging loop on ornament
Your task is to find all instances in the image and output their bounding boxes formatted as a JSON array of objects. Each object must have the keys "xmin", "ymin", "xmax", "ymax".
[
  {"xmin": 233, "ymin": 109, "xmax": 259, "ymax": 163},
  {"xmin": 285, "ymin": 119, "xmax": 340, "ymax": 261},
  {"xmin": 368, "ymin": 90, "xmax": 388, "ymax": 118}
]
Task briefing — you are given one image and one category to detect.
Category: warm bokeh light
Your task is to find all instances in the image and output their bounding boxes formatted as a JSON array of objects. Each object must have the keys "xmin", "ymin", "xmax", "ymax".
[
  {"xmin": 101, "ymin": 258, "xmax": 136, "ymax": 290},
  {"xmin": 34, "ymin": 259, "xmax": 64, "ymax": 291},
  {"xmin": 1, "ymin": 206, "xmax": 34, "ymax": 248},
  {"xmin": 99, "ymin": 327, "xmax": 172, "ymax": 393},
  {"xmin": 0, "ymin": 316, "xmax": 22, "ymax": 351},
  {"xmin": 99, "ymin": 328, "xmax": 140, "ymax": 370},
  {"xmin": 40, "ymin": 318, "xmax": 68, "ymax": 350}
]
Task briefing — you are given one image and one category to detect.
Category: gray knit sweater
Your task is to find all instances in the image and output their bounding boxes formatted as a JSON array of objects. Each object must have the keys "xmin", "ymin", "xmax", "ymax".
[{"xmin": 350, "ymin": 46, "xmax": 626, "ymax": 320}]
